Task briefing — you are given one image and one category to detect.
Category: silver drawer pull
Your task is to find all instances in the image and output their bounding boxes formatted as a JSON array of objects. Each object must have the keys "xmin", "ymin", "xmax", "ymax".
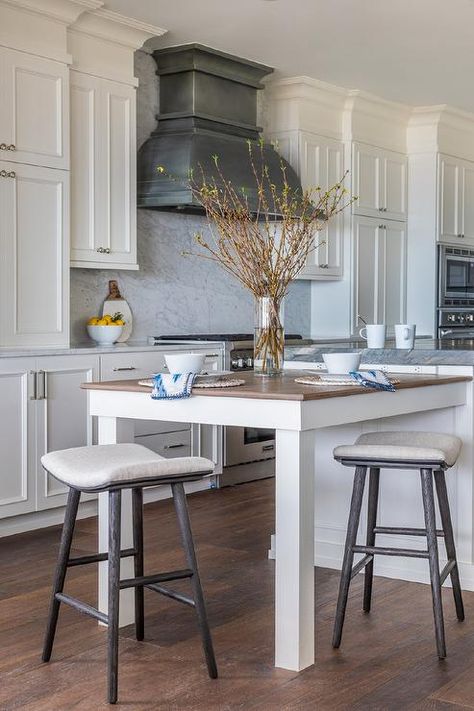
[
  {"xmin": 164, "ymin": 443, "xmax": 186, "ymax": 450},
  {"xmin": 262, "ymin": 444, "xmax": 275, "ymax": 452},
  {"xmin": 112, "ymin": 366, "xmax": 137, "ymax": 371}
]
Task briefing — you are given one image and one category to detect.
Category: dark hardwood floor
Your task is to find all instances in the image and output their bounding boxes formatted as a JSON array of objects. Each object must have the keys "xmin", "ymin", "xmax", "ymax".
[{"xmin": 1, "ymin": 478, "xmax": 474, "ymax": 710}]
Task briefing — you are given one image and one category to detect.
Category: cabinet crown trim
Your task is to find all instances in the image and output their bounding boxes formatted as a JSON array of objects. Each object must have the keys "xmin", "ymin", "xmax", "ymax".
[
  {"xmin": 0, "ymin": 0, "xmax": 102, "ymax": 25},
  {"xmin": 70, "ymin": 8, "xmax": 167, "ymax": 49}
]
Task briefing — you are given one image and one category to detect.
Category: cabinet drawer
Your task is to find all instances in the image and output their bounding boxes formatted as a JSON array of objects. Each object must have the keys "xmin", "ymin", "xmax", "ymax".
[
  {"xmin": 135, "ymin": 430, "xmax": 191, "ymax": 458},
  {"xmin": 100, "ymin": 352, "xmax": 166, "ymax": 381}
]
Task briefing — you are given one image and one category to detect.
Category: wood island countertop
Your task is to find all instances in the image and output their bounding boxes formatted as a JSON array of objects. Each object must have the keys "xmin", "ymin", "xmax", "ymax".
[{"xmin": 81, "ymin": 371, "xmax": 472, "ymax": 402}]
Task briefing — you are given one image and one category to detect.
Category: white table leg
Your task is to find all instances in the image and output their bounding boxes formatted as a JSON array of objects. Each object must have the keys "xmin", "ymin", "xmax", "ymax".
[
  {"xmin": 97, "ymin": 416, "xmax": 135, "ymax": 627},
  {"xmin": 275, "ymin": 428, "xmax": 315, "ymax": 671}
]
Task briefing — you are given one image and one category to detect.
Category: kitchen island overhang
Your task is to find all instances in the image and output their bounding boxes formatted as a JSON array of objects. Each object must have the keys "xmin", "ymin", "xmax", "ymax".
[{"xmin": 82, "ymin": 372, "xmax": 471, "ymax": 673}]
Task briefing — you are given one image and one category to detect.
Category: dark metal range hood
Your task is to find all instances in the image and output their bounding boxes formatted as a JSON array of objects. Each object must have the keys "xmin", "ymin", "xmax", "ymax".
[{"xmin": 137, "ymin": 43, "xmax": 302, "ymax": 214}]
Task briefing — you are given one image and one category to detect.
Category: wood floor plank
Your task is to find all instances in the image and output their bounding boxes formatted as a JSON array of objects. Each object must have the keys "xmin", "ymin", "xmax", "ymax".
[{"xmin": 1, "ymin": 478, "xmax": 474, "ymax": 710}]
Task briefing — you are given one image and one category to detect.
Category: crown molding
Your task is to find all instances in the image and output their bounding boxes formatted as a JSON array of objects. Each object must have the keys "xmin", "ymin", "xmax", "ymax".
[
  {"xmin": 69, "ymin": 7, "xmax": 166, "ymax": 49},
  {"xmin": 0, "ymin": 0, "xmax": 103, "ymax": 25}
]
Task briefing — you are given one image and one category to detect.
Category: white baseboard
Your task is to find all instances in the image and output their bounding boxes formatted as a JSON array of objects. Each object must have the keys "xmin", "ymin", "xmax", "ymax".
[
  {"xmin": 269, "ymin": 533, "xmax": 474, "ymax": 592},
  {"xmin": 0, "ymin": 479, "xmax": 212, "ymax": 539}
]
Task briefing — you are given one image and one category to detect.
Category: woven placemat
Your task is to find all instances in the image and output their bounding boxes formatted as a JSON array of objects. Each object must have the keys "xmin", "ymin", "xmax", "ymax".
[
  {"xmin": 295, "ymin": 375, "xmax": 400, "ymax": 387},
  {"xmin": 193, "ymin": 378, "xmax": 245, "ymax": 388},
  {"xmin": 138, "ymin": 378, "xmax": 245, "ymax": 389}
]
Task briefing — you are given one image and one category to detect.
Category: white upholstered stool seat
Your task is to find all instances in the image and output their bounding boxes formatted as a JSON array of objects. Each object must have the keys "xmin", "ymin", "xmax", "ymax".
[
  {"xmin": 41, "ymin": 443, "xmax": 214, "ymax": 491},
  {"xmin": 333, "ymin": 431, "xmax": 462, "ymax": 468}
]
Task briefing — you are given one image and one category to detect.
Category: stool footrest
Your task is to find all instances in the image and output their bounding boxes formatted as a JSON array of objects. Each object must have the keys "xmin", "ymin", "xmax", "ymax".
[
  {"xmin": 351, "ymin": 554, "xmax": 373, "ymax": 579},
  {"xmin": 373, "ymin": 526, "xmax": 444, "ymax": 537},
  {"xmin": 440, "ymin": 559, "xmax": 456, "ymax": 585},
  {"xmin": 119, "ymin": 568, "xmax": 193, "ymax": 590},
  {"xmin": 146, "ymin": 582, "xmax": 195, "ymax": 607},
  {"xmin": 55, "ymin": 592, "xmax": 108, "ymax": 624},
  {"xmin": 67, "ymin": 548, "xmax": 137, "ymax": 568},
  {"xmin": 352, "ymin": 545, "xmax": 430, "ymax": 559}
]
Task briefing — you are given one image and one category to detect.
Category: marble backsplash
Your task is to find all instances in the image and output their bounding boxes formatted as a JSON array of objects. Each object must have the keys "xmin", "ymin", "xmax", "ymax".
[{"xmin": 70, "ymin": 50, "xmax": 311, "ymax": 343}]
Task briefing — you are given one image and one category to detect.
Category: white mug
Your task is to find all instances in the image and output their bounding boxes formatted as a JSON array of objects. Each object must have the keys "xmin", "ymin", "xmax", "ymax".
[
  {"xmin": 395, "ymin": 324, "xmax": 416, "ymax": 349},
  {"xmin": 359, "ymin": 324, "xmax": 386, "ymax": 349}
]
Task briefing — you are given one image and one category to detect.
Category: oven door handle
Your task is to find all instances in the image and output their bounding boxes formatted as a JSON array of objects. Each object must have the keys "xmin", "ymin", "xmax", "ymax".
[{"xmin": 262, "ymin": 444, "xmax": 275, "ymax": 452}]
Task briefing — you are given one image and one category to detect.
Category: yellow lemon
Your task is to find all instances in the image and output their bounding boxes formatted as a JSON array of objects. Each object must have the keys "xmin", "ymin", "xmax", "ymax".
[
  {"xmin": 114, "ymin": 319, "xmax": 124, "ymax": 326},
  {"xmin": 97, "ymin": 318, "xmax": 108, "ymax": 326},
  {"xmin": 87, "ymin": 317, "xmax": 99, "ymax": 325}
]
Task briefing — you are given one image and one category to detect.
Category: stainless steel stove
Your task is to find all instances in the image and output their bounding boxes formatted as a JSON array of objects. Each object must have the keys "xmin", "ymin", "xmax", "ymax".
[{"xmin": 149, "ymin": 333, "xmax": 306, "ymax": 486}]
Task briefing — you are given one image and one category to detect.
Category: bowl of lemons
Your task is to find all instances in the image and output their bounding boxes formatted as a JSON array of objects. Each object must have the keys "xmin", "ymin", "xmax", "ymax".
[{"xmin": 87, "ymin": 313, "xmax": 125, "ymax": 345}]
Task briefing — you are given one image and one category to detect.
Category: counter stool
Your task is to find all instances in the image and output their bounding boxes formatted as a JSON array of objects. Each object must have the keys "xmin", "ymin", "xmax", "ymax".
[
  {"xmin": 332, "ymin": 431, "xmax": 464, "ymax": 658},
  {"xmin": 40, "ymin": 443, "xmax": 217, "ymax": 704}
]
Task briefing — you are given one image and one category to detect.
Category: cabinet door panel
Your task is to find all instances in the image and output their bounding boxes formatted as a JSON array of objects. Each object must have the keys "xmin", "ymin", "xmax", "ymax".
[
  {"xmin": 70, "ymin": 76, "xmax": 97, "ymax": 256},
  {"xmin": 384, "ymin": 153, "xmax": 407, "ymax": 220},
  {"xmin": 352, "ymin": 143, "xmax": 382, "ymax": 217},
  {"xmin": 352, "ymin": 216, "xmax": 380, "ymax": 326},
  {"xmin": 35, "ymin": 356, "xmax": 99, "ymax": 510},
  {"xmin": 0, "ymin": 162, "xmax": 69, "ymax": 346},
  {"xmin": 0, "ymin": 361, "xmax": 35, "ymax": 519},
  {"xmin": 461, "ymin": 162, "xmax": 474, "ymax": 244},
  {"xmin": 384, "ymin": 222, "xmax": 407, "ymax": 327},
  {"xmin": 439, "ymin": 156, "xmax": 460, "ymax": 242},
  {"xmin": 70, "ymin": 75, "xmax": 137, "ymax": 269},
  {"xmin": 297, "ymin": 132, "xmax": 344, "ymax": 279},
  {"xmin": 1, "ymin": 47, "xmax": 68, "ymax": 169}
]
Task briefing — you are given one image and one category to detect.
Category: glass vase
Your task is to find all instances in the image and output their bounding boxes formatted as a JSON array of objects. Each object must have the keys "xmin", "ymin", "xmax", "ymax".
[{"xmin": 254, "ymin": 296, "xmax": 285, "ymax": 376}]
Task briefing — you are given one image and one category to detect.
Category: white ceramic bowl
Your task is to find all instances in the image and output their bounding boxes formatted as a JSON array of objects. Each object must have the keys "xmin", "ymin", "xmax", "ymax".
[
  {"xmin": 165, "ymin": 352, "xmax": 206, "ymax": 374},
  {"xmin": 87, "ymin": 324, "xmax": 123, "ymax": 346},
  {"xmin": 322, "ymin": 352, "xmax": 361, "ymax": 374}
]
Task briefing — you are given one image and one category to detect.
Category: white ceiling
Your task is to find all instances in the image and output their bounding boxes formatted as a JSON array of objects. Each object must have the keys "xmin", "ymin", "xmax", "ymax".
[{"xmin": 106, "ymin": 0, "xmax": 474, "ymax": 113}]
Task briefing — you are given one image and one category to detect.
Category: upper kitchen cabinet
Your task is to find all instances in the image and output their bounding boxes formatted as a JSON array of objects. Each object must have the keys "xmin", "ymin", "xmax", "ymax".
[
  {"xmin": 0, "ymin": 47, "xmax": 69, "ymax": 170},
  {"xmin": 438, "ymin": 154, "xmax": 474, "ymax": 246},
  {"xmin": 67, "ymin": 9, "xmax": 166, "ymax": 269},
  {"xmin": 0, "ymin": 161, "xmax": 69, "ymax": 346},
  {"xmin": 352, "ymin": 142, "xmax": 407, "ymax": 221},
  {"xmin": 352, "ymin": 215, "xmax": 407, "ymax": 333},
  {"xmin": 297, "ymin": 132, "xmax": 345, "ymax": 279},
  {"xmin": 70, "ymin": 73, "xmax": 137, "ymax": 269}
]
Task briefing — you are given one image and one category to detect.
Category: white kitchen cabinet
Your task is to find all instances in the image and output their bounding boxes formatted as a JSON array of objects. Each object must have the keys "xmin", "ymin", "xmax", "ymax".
[
  {"xmin": 271, "ymin": 130, "xmax": 344, "ymax": 279},
  {"xmin": 70, "ymin": 72, "xmax": 138, "ymax": 270},
  {"xmin": 0, "ymin": 360, "xmax": 36, "ymax": 519},
  {"xmin": 0, "ymin": 46, "xmax": 68, "ymax": 170},
  {"xmin": 297, "ymin": 132, "xmax": 344, "ymax": 278},
  {"xmin": 0, "ymin": 161, "xmax": 69, "ymax": 347},
  {"xmin": 352, "ymin": 142, "xmax": 407, "ymax": 221},
  {"xmin": 34, "ymin": 355, "xmax": 99, "ymax": 510},
  {"xmin": 438, "ymin": 154, "xmax": 474, "ymax": 246},
  {"xmin": 352, "ymin": 215, "xmax": 407, "ymax": 333}
]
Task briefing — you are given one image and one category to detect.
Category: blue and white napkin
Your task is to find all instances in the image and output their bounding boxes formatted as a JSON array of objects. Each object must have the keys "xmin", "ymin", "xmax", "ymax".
[
  {"xmin": 349, "ymin": 369, "xmax": 396, "ymax": 392},
  {"xmin": 151, "ymin": 373, "xmax": 196, "ymax": 400}
]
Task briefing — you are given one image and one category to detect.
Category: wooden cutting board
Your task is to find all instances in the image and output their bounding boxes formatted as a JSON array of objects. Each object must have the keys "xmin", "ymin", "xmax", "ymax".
[{"xmin": 102, "ymin": 280, "xmax": 133, "ymax": 342}]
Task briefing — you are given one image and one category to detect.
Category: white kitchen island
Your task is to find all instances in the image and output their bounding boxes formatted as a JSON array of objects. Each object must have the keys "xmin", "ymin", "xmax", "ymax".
[{"xmin": 83, "ymin": 371, "xmax": 471, "ymax": 672}]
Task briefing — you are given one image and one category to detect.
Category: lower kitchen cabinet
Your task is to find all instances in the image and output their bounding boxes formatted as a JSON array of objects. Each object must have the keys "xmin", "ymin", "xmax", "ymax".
[
  {"xmin": 0, "ymin": 354, "xmax": 99, "ymax": 520},
  {"xmin": 0, "ymin": 359, "xmax": 36, "ymax": 518},
  {"xmin": 34, "ymin": 355, "xmax": 99, "ymax": 510},
  {"xmin": 352, "ymin": 215, "xmax": 407, "ymax": 333}
]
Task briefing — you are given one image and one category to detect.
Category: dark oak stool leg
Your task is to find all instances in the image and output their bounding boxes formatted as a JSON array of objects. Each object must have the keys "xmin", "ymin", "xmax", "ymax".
[
  {"xmin": 108, "ymin": 490, "xmax": 122, "ymax": 705},
  {"xmin": 172, "ymin": 482, "xmax": 218, "ymax": 679},
  {"xmin": 434, "ymin": 469, "xmax": 465, "ymax": 621},
  {"xmin": 332, "ymin": 466, "xmax": 367, "ymax": 648},
  {"xmin": 42, "ymin": 487, "xmax": 81, "ymax": 662},
  {"xmin": 363, "ymin": 467, "xmax": 380, "ymax": 613},
  {"xmin": 132, "ymin": 487, "xmax": 145, "ymax": 641},
  {"xmin": 420, "ymin": 468, "xmax": 446, "ymax": 659}
]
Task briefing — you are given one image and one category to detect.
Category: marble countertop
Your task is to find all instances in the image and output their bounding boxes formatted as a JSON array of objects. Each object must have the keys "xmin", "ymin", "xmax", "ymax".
[
  {"xmin": 0, "ymin": 340, "xmax": 224, "ymax": 359},
  {"xmin": 284, "ymin": 338, "xmax": 474, "ymax": 366}
]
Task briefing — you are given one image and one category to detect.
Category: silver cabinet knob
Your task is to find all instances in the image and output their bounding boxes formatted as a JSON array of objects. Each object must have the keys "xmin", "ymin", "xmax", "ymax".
[
  {"xmin": 7, "ymin": 144, "xmax": 15, "ymax": 151},
  {"xmin": 96, "ymin": 247, "xmax": 111, "ymax": 254},
  {"xmin": 0, "ymin": 143, "xmax": 6, "ymax": 150},
  {"xmin": 0, "ymin": 170, "xmax": 7, "ymax": 177},
  {"xmin": 7, "ymin": 171, "xmax": 15, "ymax": 178}
]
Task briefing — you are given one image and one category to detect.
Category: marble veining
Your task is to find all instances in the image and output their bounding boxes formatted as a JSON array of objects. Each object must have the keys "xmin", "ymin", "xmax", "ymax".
[{"xmin": 70, "ymin": 50, "xmax": 311, "ymax": 345}]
